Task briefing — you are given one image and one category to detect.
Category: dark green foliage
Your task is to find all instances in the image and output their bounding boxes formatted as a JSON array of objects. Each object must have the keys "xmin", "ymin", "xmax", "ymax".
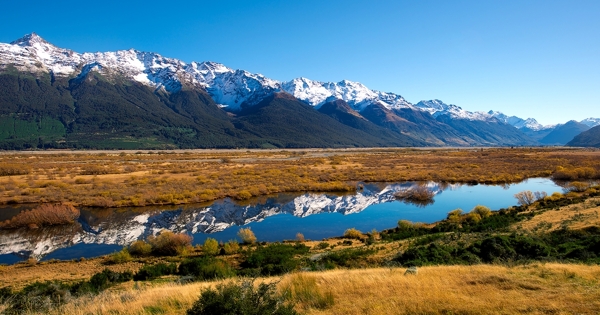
[
  {"xmin": 381, "ymin": 224, "xmax": 430, "ymax": 241},
  {"xmin": 133, "ymin": 263, "xmax": 177, "ymax": 281},
  {"xmin": 186, "ymin": 280, "xmax": 298, "ymax": 315},
  {"xmin": 241, "ymin": 243, "xmax": 310, "ymax": 276},
  {"xmin": 2, "ymin": 269, "xmax": 133, "ymax": 314},
  {"xmin": 314, "ymin": 248, "xmax": 376, "ymax": 269},
  {"xmin": 394, "ymin": 228, "xmax": 600, "ymax": 267},
  {"xmin": 72, "ymin": 269, "xmax": 133, "ymax": 295},
  {"xmin": 177, "ymin": 257, "xmax": 236, "ymax": 280}
]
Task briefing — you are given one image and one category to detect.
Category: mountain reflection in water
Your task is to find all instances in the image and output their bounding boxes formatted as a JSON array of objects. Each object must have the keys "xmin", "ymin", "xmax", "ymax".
[{"xmin": 0, "ymin": 179, "xmax": 563, "ymax": 263}]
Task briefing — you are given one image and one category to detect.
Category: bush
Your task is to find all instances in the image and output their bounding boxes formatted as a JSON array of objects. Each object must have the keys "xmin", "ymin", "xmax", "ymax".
[
  {"xmin": 238, "ymin": 228, "xmax": 257, "ymax": 244},
  {"xmin": 108, "ymin": 248, "xmax": 132, "ymax": 264},
  {"xmin": 343, "ymin": 228, "xmax": 363, "ymax": 239},
  {"xmin": 134, "ymin": 263, "xmax": 177, "ymax": 281},
  {"xmin": 0, "ymin": 203, "xmax": 79, "ymax": 229},
  {"xmin": 315, "ymin": 242, "xmax": 329, "ymax": 250},
  {"xmin": 129, "ymin": 240, "xmax": 152, "ymax": 256},
  {"xmin": 394, "ymin": 185, "xmax": 435, "ymax": 206},
  {"xmin": 203, "ymin": 238, "xmax": 219, "ymax": 256},
  {"xmin": 242, "ymin": 243, "xmax": 309, "ymax": 276},
  {"xmin": 178, "ymin": 257, "xmax": 236, "ymax": 281},
  {"xmin": 316, "ymin": 248, "xmax": 376, "ymax": 269},
  {"xmin": 223, "ymin": 240, "xmax": 240, "ymax": 255},
  {"xmin": 186, "ymin": 280, "xmax": 298, "ymax": 315},
  {"xmin": 471, "ymin": 205, "xmax": 491, "ymax": 218},
  {"xmin": 148, "ymin": 231, "xmax": 193, "ymax": 256},
  {"xmin": 447, "ymin": 209, "xmax": 464, "ymax": 222}
]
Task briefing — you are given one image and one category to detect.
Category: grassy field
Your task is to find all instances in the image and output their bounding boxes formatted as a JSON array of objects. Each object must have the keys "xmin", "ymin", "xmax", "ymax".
[
  {"xmin": 5, "ymin": 264, "xmax": 599, "ymax": 315},
  {"xmin": 0, "ymin": 147, "xmax": 599, "ymax": 207}
]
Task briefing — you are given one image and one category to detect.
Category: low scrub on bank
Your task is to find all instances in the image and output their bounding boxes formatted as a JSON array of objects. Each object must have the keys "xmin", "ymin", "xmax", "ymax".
[{"xmin": 0, "ymin": 203, "xmax": 79, "ymax": 229}]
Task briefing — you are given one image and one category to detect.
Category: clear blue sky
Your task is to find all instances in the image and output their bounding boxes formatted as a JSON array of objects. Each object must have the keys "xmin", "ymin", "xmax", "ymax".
[{"xmin": 1, "ymin": 0, "xmax": 598, "ymax": 125}]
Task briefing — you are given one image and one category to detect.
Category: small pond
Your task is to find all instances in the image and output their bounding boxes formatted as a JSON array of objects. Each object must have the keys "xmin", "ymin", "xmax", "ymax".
[{"xmin": 0, "ymin": 178, "xmax": 565, "ymax": 264}]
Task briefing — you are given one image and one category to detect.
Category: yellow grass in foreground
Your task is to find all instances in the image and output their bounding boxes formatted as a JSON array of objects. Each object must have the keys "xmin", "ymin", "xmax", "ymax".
[{"xmin": 27, "ymin": 263, "xmax": 600, "ymax": 315}]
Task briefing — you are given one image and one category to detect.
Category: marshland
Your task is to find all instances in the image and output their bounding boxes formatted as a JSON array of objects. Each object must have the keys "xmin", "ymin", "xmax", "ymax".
[{"xmin": 1, "ymin": 147, "xmax": 600, "ymax": 314}]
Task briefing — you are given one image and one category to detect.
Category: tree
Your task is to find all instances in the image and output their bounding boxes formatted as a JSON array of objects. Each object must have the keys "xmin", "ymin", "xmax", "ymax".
[
  {"xmin": 238, "ymin": 228, "xmax": 257, "ymax": 244},
  {"xmin": 514, "ymin": 191, "xmax": 536, "ymax": 206},
  {"xmin": 471, "ymin": 205, "xmax": 491, "ymax": 218},
  {"xmin": 203, "ymin": 238, "xmax": 219, "ymax": 256}
]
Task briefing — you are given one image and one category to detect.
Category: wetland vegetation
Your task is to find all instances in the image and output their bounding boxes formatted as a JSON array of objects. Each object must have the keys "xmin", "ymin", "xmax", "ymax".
[{"xmin": 1, "ymin": 147, "xmax": 600, "ymax": 314}]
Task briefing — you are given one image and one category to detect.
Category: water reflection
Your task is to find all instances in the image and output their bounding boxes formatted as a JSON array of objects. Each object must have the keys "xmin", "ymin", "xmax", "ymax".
[{"xmin": 0, "ymin": 179, "xmax": 564, "ymax": 263}]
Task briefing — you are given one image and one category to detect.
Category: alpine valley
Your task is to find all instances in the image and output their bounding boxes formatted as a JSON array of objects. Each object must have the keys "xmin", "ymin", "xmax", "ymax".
[{"xmin": 0, "ymin": 33, "xmax": 598, "ymax": 149}]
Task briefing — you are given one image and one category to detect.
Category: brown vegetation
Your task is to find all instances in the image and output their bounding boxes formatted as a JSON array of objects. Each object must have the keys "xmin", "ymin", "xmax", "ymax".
[
  {"xmin": 394, "ymin": 184, "xmax": 435, "ymax": 206},
  {"xmin": 0, "ymin": 148, "xmax": 599, "ymax": 208},
  {"xmin": 0, "ymin": 203, "xmax": 79, "ymax": 229}
]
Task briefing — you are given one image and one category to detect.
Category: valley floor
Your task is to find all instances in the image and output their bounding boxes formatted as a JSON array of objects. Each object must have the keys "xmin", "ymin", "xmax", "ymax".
[{"xmin": 0, "ymin": 147, "xmax": 599, "ymax": 207}]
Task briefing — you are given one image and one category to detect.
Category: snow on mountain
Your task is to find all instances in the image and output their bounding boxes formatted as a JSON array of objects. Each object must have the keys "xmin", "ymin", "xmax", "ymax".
[
  {"xmin": 488, "ymin": 111, "xmax": 556, "ymax": 131},
  {"xmin": 0, "ymin": 33, "xmax": 561, "ymax": 123},
  {"xmin": 281, "ymin": 78, "xmax": 413, "ymax": 111},
  {"xmin": 415, "ymin": 100, "xmax": 493, "ymax": 121},
  {"xmin": 580, "ymin": 118, "xmax": 600, "ymax": 128}
]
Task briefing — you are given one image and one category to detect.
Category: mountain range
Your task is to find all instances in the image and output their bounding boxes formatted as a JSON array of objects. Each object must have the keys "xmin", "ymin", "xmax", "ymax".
[{"xmin": 0, "ymin": 33, "xmax": 598, "ymax": 149}]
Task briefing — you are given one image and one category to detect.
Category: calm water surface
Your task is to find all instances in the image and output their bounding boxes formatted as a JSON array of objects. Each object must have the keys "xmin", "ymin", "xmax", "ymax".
[{"xmin": 0, "ymin": 178, "xmax": 565, "ymax": 264}]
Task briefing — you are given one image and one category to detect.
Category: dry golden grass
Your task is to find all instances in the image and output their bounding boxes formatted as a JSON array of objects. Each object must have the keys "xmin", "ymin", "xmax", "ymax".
[
  {"xmin": 0, "ymin": 148, "xmax": 599, "ymax": 207},
  {"xmin": 516, "ymin": 197, "xmax": 600, "ymax": 233},
  {"xmin": 17, "ymin": 264, "xmax": 600, "ymax": 315},
  {"xmin": 0, "ymin": 257, "xmax": 145, "ymax": 290}
]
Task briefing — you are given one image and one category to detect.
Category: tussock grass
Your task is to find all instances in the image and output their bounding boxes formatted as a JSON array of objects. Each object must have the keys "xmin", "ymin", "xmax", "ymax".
[
  {"xmin": 516, "ymin": 197, "xmax": 600, "ymax": 232},
  {"xmin": 16, "ymin": 264, "xmax": 600, "ymax": 315},
  {"xmin": 0, "ymin": 148, "xmax": 599, "ymax": 207}
]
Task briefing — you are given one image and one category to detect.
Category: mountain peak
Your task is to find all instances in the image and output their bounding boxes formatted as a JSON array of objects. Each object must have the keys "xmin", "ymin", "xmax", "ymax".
[{"xmin": 10, "ymin": 32, "xmax": 53, "ymax": 47}]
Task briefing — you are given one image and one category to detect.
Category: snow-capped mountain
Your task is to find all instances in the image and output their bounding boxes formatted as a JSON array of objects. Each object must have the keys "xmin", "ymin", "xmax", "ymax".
[
  {"xmin": 0, "ymin": 182, "xmax": 452, "ymax": 260},
  {"xmin": 0, "ymin": 33, "xmax": 569, "ymax": 147},
  {"xmin": 414, "ymin": 100, "xmax": 494, "ymax": 121},
  {"xmin": 580, "ymin": 118, "xmax": 600, "ymax": 128},
  {"xmin": 0, "ymin": 33, "xmax": 492, "ymax": 120},
  {"xmin": 488, "ymin": 111, "xmax": 555, "ymax": 131}
]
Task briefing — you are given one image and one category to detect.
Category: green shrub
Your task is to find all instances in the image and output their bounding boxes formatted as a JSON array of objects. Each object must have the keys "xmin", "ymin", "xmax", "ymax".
[
  {"xmin": 129, "ymin": 240, "xmax": 152, "ymax": 256},
  {"xmin": 223, "ymin": 240, "xmax": 240, "ymax": 255},
  {"xmin": 343, "ymin": 228, "xmax": 363, "ymax": 239},
  {"xmin": 315, "ymin": 242, "xmax": 329, "ymax": 250},
  {"xmin": 203, "ymin": 238, "xmax": 219, "ymax": 256},
  {"xmin": 186, "ymin": 280, "xmax": 298, "ymax": 315},
  {"xmin": 178, "ymin": 257, "xmax": 235, "ymax": 281},
  {"xmin": 316, "ymin": 248, "xmax": 376, "ymax": 269},
  {"xmin": 242, "ymin": 243, "xmax": 309, "ymax": 276},
  {"xmin": 471, "ymin": 205, "xmax": 491, "ymax": 218},
  {"xmin": 108, "ymin": 248, "xmax": 132, "ymax": 264},
  {"xmin": 133, "ymin": 263, "xmax": 177, "ymax": 281}
]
